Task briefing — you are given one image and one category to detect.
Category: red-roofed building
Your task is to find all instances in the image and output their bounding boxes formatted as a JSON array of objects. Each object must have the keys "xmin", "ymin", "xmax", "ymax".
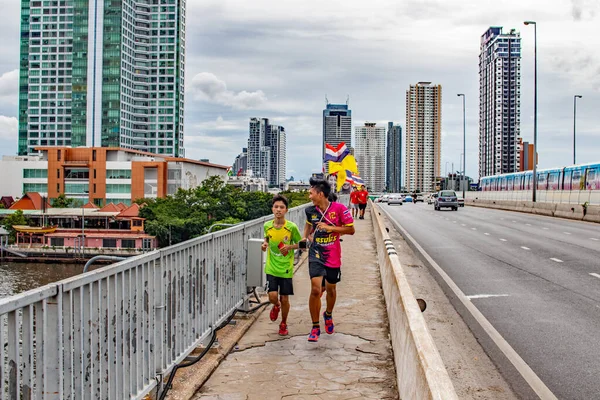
[
  {"xmin": 9, "ymin": 192, "xmax": 50, "ymax": 211},
  {"xmin": 82, "ymin": 202, "xmax": 99, "ymax": 209},
  {"xmin": 1, "ymin": 196, "xmax": 14, "ymax": 209}
]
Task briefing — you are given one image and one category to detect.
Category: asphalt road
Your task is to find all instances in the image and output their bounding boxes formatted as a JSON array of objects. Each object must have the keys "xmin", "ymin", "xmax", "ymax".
[{"xmin": 381, "ymin": 202, "xmax": 600, "ymax": 400}]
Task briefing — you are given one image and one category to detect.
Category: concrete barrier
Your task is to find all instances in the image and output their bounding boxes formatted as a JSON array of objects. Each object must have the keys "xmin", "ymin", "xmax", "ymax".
[
  {"xmin": 554, "ymin": 204, "xmax": 585, "ymax": 221},
  {"xmin": 531, "ymin": 202, "xmax": 557, "ymax": 216},
  {"xmin": 371, "ymin": 203, "xmax": 458, "ymax": 400},
  {"xmin": 583, "ymin": 205, "xmax": 600, "ymax": 223}
]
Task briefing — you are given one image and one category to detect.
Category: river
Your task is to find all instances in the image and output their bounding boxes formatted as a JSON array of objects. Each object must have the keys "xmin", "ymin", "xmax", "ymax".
[{"xmin": 0, "ymin": 262, "xmax": 84, "ymax": 298}]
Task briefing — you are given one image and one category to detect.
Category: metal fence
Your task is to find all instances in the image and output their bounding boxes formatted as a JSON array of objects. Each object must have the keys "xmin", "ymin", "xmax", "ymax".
[{"xmin": 0, "ymin": 202, "xmax": 311, "ymax": 399}]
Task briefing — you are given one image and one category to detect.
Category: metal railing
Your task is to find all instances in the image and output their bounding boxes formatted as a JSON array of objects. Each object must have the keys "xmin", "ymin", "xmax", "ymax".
[{"xmin": 0, "ymin": 202, "xmax": 311, "ymax": 399}]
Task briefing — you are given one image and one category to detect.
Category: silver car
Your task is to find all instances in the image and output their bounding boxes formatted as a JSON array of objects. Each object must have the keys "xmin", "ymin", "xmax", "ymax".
[
  {"xmin": 387, "ymin": 194, "xmax": 403, "ymax": 205},
  {"xmin": 434, "ymin": 190, "xmax": 458, "ymax": 211}
]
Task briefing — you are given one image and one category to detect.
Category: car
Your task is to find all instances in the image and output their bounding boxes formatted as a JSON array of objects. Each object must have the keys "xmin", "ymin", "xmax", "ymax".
[
  {"xmin": 434, "ymin": 190, "xmax": 458, "ymax": 211},
  {"xmin": 387, "ymin": 194, "xmax": 403, "ymax": 205},
  {"xmin": 415, "ymin": 194, "xmax": 425, "ymax": 203},
  {"xmin": 404, "ymin": 195, "xmax": 413, "ymax": 203},
  {"xmin": 457, "ymin": 196, "xmax": 465, "ymax": 207},
  {"xmin": 427, "ymin": 193, "xmax": 437, "ymax": 205},
  {"xmin": 380, "ymin": 194, "xmax": 390, "ymax": 203}
]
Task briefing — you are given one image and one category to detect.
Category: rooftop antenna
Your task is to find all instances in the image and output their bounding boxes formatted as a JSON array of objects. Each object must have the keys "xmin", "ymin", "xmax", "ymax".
[
  {"xmin": 325, "ymin": 95, "xmax": 329, "ymax": 106},
  {"xmin": 346, "ymin": 95, "xmax": 350, "ymax": 106}
]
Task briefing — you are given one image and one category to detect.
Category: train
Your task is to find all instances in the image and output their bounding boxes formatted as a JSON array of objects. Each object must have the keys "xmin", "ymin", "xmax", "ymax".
[{"xmin": 480, "ymin": 162, "xmax": 600, "ymax": 192}]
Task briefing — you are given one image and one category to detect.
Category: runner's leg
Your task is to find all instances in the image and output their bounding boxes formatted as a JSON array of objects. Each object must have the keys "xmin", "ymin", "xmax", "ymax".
[
  {"xmin": 280, "ymin": 295, "xmax": 290, "ymax": 324},
  {"xmin": 309, "ymin": 277, "xmax": 323, "ymax": 324},
  {"xmin": 325, "ymin": 281, "xmax": 337, "ymax": 314}
]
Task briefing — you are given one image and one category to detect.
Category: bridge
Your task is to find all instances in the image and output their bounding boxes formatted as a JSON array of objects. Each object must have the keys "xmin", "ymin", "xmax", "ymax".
[{"xmin": 0, "ymin": 194, "xmax": 598, "ymax": 399}]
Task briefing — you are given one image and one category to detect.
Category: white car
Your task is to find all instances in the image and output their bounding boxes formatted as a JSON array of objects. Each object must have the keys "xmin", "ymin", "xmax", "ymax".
[{"xmin": 387, "ymin": 194, "xmax": 403, "ymax": 205}]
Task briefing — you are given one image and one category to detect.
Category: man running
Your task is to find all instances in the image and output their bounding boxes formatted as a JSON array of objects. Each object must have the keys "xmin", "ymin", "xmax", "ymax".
[
  {"xmin": 349, "ymin": 186, "xmax": 359, "ymax": 219},
  {"xmin": 262, "ymin": 195, "xmax": 302, "ymax": 336},
  {"xmin": 303, "ymin": 178, "xmax": 355, "ymax": 342},
  {"xmin": 356, "ymin": 185, "xmax": 369, "ymax": 220}
]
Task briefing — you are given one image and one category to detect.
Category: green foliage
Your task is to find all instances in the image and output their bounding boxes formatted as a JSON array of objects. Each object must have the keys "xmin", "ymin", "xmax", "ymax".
[
  {"xmin": 51, "ymin": 193, "xmax": 75, "ymax": 208},
  {"xmin": 2, "ymin": 210, "xmax": 29, "ymax": 243},
  {"xmin": 138, "ymin": 176, "xmax": 312, "ymax": 247},
  {"xmin": 279, "ymin": 190, "xmax": 310, "ymax": 208}
]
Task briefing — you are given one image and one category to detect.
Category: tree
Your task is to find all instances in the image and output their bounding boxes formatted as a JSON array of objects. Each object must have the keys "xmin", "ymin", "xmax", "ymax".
[
  {"xmin": 2, "ymin": 210, "xmax": 28, "ymax": 243},
  {"xmin": 51, "ymin": 193, "xmax": 74, "ymax": 208}
]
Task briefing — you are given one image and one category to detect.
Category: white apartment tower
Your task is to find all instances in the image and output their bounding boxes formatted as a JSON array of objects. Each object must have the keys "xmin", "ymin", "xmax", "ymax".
[
  {"xmin": 405, "ymin": 82, "xmax": 442, "ymax": 193},
  {"xmin": 354, "ymin": 122, "xmax": 386, "ymax": 192},
  {"xmin": 247, "ymin": 118, "xmax": 286, "ymax": 187},
  {"xmin": 479, "ymin": 27, "xmax": 521, "ymax": 178}
]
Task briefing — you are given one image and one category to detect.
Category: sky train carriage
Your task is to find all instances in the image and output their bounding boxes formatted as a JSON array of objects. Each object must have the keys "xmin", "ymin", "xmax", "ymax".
[{"xmin": 480, "ymin": 162, "xmax": 600, "ymax": 192}]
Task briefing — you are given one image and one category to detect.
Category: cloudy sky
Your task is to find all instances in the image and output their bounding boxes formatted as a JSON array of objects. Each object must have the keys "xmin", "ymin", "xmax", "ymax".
[{"xmin": 0, "ymin": 0, "xmax": 599, "ymax": 182}]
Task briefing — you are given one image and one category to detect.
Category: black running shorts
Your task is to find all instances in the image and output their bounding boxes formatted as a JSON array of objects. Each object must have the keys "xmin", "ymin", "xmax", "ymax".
[
  {"xmin": 309, "ymin": 262, "xmax": 342, "ymax": 284},
  {"xmin": 266, "ymin": 274, "xmax": 294, "ymax": 295},
  {"xmin": 358, "ymin": 203, "xmax": 367, "ymax": 210}
]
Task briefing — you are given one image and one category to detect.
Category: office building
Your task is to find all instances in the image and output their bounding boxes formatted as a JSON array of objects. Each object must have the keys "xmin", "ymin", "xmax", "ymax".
[
  {"xmin": 232, "ymin": 148, "xmax": 248, "ymax": 176},
  {"xmin": 386, "ymin": 122, "xmax": 402, "ymax": 193},
  {"xmin": 18, "ymin": 0, "xmax": 186, "ymax": 157},
  {"xmin": 405, "ymin": 82, "xmax": 442, "ymax": 193},
  {"xmin": 247, "ymin": 118, "xmax": 286, "ymax": 187},
  {"xmin": 479, "ymin": 27, "xmax": 522, "ymax": 177},
  {"xmin": 354, "ymin": 122, "xmax": 386, "ymax": 192},
  {"xmin": 323, "ymin": 101, "xmax": 352, "ymax": 171},
  {"xmin": 518, "ymin": 138, "xmax": 535, "ymax": 171},
  {"xmin": 0, "ymin": 148, "xmax": 227, "ymax": 206}
]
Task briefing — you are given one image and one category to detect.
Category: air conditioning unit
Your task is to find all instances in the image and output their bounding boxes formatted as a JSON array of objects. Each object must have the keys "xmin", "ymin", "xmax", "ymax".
[{"xmin": 246, "ymin": 238, "xmax": 265, "ymax": 288}]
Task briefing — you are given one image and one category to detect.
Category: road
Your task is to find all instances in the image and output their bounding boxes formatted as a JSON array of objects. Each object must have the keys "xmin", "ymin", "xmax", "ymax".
[{"xmin": 381, "ymin": 202, "xmax": 600, "ymax": 400}]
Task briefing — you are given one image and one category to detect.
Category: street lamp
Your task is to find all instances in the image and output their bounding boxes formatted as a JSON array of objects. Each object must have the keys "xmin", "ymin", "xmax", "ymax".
[
  {"xmin": 457, "ymin": 94, "xmax": 466, "ymax": 199},
  {"xmin": 573, "ymin": 95, "xmax": 582, "ymax": 165},
  {"xmin": 524, "ymin": 20, "xmax": 537, "ymax": 202}
]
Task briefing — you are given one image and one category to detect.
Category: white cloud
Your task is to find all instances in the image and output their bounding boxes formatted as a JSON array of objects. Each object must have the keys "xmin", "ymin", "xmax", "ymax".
[
  {"xmin": 189, "ymin": 72, "xmax": 268, "ymax": 110},
  {"xmin": 0, "ymin": 115, "xmax": 18, "ymax": 140},
  {"xmin": 0, "ymin": 69, "xmax": 18, "ymax": 106}
]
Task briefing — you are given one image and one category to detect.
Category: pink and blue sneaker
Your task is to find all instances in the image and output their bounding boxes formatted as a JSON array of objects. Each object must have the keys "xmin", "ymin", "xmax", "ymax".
[
  {"xmin": 323, "ymin": 312, "xmax": 334, "ymax": 334},
  {"xmin": 308, "ymin": 327, "xmax": 320, "ymax": 342}
]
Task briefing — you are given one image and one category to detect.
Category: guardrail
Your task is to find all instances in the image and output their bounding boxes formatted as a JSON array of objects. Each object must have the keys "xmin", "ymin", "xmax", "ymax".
[
  {"xmin": 0, "ymin": 201, "xmax": 311, "ymax": 399},
  {"xmin": 372, "ymin": 202, "xmax": 458, "ymax": 399}
]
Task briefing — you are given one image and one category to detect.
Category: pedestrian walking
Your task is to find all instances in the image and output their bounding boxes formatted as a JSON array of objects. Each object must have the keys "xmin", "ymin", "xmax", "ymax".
[
  {"xmin": 303, "ymin": 178, "xmax": 355, "ymax": 342},
  {"xmin": 349, "ymin": 186, "xmax": 359, "ymax": 219},
  {"xmin": 356, "ymin": 185, "xmax": 369, "ymax": 219},
  {"xmin": 262, "ymin": 195, "xmax": 302, "ymax": 336}
]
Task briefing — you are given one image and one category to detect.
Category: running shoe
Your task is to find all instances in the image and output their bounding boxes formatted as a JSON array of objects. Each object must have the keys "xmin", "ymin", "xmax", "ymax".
[
  {"xmin": 278, "ymin": 322, "xmax": 288, "ymax": 336},
  {"xmin": 323, "ymin": 312, "xmax": 334, "ymax": 334},
  {"xmin": 270, "ymin": 305, "xmax": 280, "ymax": 321},
  {"xmin": 307, "ymin": 327, "xmax": 320, "ymax": 342}
]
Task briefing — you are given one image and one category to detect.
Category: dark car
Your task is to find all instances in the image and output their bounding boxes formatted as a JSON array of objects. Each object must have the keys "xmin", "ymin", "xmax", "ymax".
[{"xmin": 434, "ymin": 190, "xmax": 458, "ymax": 211}]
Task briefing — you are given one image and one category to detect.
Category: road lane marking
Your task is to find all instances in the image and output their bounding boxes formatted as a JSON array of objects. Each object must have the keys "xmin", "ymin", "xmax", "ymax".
[
  {"xmin": 484, "ymin": 233, "xmax": 490, "ymax": 236},
  {"xmin": 499, "ymin": 238, "xmax": 507, "ymax": 242},
  {"xmin": 590, "ymin": 273, "xmax": 600, "ymax": 280},
  {"xmin": 471, "ymin": 228, "xmax": 477, "ymax": 230},
  {"xmin": 453, "ymin": 221, "xmax": 457, "ymax": 223},
  {"xmin": 461, "ymin": 224, "xmax": 466, "ymax": 226},
  {"xmin": 590, "ymin": 238, "xmax": 599, "ymax": 241},
  {"xmin": 512, "ymin": 220, "xmax": 517, "ymax": 223},
  {"xmin": 550, "ymin": 258, "xmax": 563, "ymax": 263},
  {"xmin": 526, "ymin": 223, "xmax": 532, "ymax": 226},
  {"xmin": 563, "ymin": 232, "xmax": 571, "ymax": 235},
  {"xmin": 543, "ymin": 227, "xmax": 549, "ymax": 230},
  {"xmin": 467, "ymin": 294, "xmax": 510, "ymax": 299},
  {"xmin": 521, "ymin": 246, "xmax": 530, "ymax": 250}
]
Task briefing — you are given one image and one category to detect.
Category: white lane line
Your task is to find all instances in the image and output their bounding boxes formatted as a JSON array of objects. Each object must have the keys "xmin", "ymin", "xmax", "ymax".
[
  {"xmin": 499, "ymin": 238, "xmax": 507, "ymax": 242},
  {"xmin": 590, "ymin": 273, "xmax": 600, "ymax": 280},
  {"xmin": 563, "ymin": 232, "xmax": 571, "ymax": 235},
  {"xmin": 467, "ymin": 294, "xmax": 510, "ymax": 300},
  {"xmin": 461, "ymin": 224, "xmax": 466, "ymax": 227},
  {"xmin": 521, "ymin": 246, "xmax": 530, "ymax": 250},
  {"xmin": 543, "ymin": 227, "xmax": 549, "ymax": 230},
  {"xmin": 453, "ymin": 221, "xmax": 457, "ymax": 223},
  {"xmin": 590, "ymin": 238, "xmax": 599, "ymax": 241},
  {"xmin": 526, "ymin": 223, "xmax": 532, "ymax": 226},
  {"xmin": 550, "ymin": 258, "xmax": 563, "ymax": 263},
  {"xmin": 512, "ymin": 220, "xmax": 517, "ymax": 223},
  {"xmin": 484, "ymin": 233, "xmax": 490, "ymax": 236},
  {"xmin": 471, "ymin": 228, "xmax": 477, "ymax": 231}
]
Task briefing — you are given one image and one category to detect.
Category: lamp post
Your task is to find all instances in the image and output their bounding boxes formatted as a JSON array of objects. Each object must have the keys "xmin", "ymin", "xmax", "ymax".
[
  {"xmin": 524, "ymin": 20, "xmax": 537, "ymax": 202},
  {"xmin": 573, "ymin": 95, "xmax": 582, "ymax": 165},
  {"xmin": 457, "ymin": 94, "xmax": 466, "ymax": 199}
]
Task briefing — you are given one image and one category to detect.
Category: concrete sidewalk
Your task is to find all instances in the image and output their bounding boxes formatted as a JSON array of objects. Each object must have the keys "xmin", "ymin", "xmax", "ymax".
[{"xmin": 193, "ymin": 209, "xmax": 399, "ymax": 400}]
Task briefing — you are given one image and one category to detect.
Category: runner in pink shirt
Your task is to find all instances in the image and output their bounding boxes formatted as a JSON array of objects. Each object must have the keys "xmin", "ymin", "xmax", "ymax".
[{"xmin": 303, "ymin": 178, "xmax": 355, "ymax": 342}]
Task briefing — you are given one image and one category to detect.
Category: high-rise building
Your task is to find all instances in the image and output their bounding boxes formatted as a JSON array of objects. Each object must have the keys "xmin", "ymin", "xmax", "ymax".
[
  {"xmin": 247, "ymin": 118, "xmax": 286, "ymax": 187},
  {"xmin": 18, "ymin": 0, "xmax": 186, "ymax": 157},
  {"xmin": 386, "ymin": 122, "xmax": 402, "ymax": 193},
  {"xmin": 479, "ymin": 27, "xmax": 521, "ymax": 178},
  {"xmin": 323, "ymin": 101, "xmax": 352, "ymax": 171},
  {"xmin": 232, "ymin": 148, "xmax": 248, "ymax": 176},
  {"xmin": 405, "ymin": 82, "xmax": 442, "ymax": 193},
  {"xmin": 354, "ymin": 122, "xmax": 386, "ymax": 192},
  {"xmin": 518, "ymin": 138, "xmax": 535, "ymax": 171}
]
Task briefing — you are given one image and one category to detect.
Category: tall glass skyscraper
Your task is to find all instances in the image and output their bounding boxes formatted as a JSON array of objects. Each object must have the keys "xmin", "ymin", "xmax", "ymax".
[
  {"xmin": 247, "ymin": 118, "xmax": 286, "ymax": 187},
  {"xmin": 18, "ymin": 0, "xmax": 186, "ymax": 157},
  {"xmin": 386, "ymin": 122, "xmax": 402, "ymax": 193},
  {"xmin": 479, "ymin": 27, "xmax": 521, "ymax": 177},
  {"xmin": 323, "ymin": 101, "xmax": 352, "ymax": 171}
]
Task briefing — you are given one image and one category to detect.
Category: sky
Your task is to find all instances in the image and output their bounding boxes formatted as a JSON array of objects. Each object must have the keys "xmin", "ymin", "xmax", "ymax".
[{"xmin": 0, "ymin": 0, "xmax": 599, "ymax": 182}]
